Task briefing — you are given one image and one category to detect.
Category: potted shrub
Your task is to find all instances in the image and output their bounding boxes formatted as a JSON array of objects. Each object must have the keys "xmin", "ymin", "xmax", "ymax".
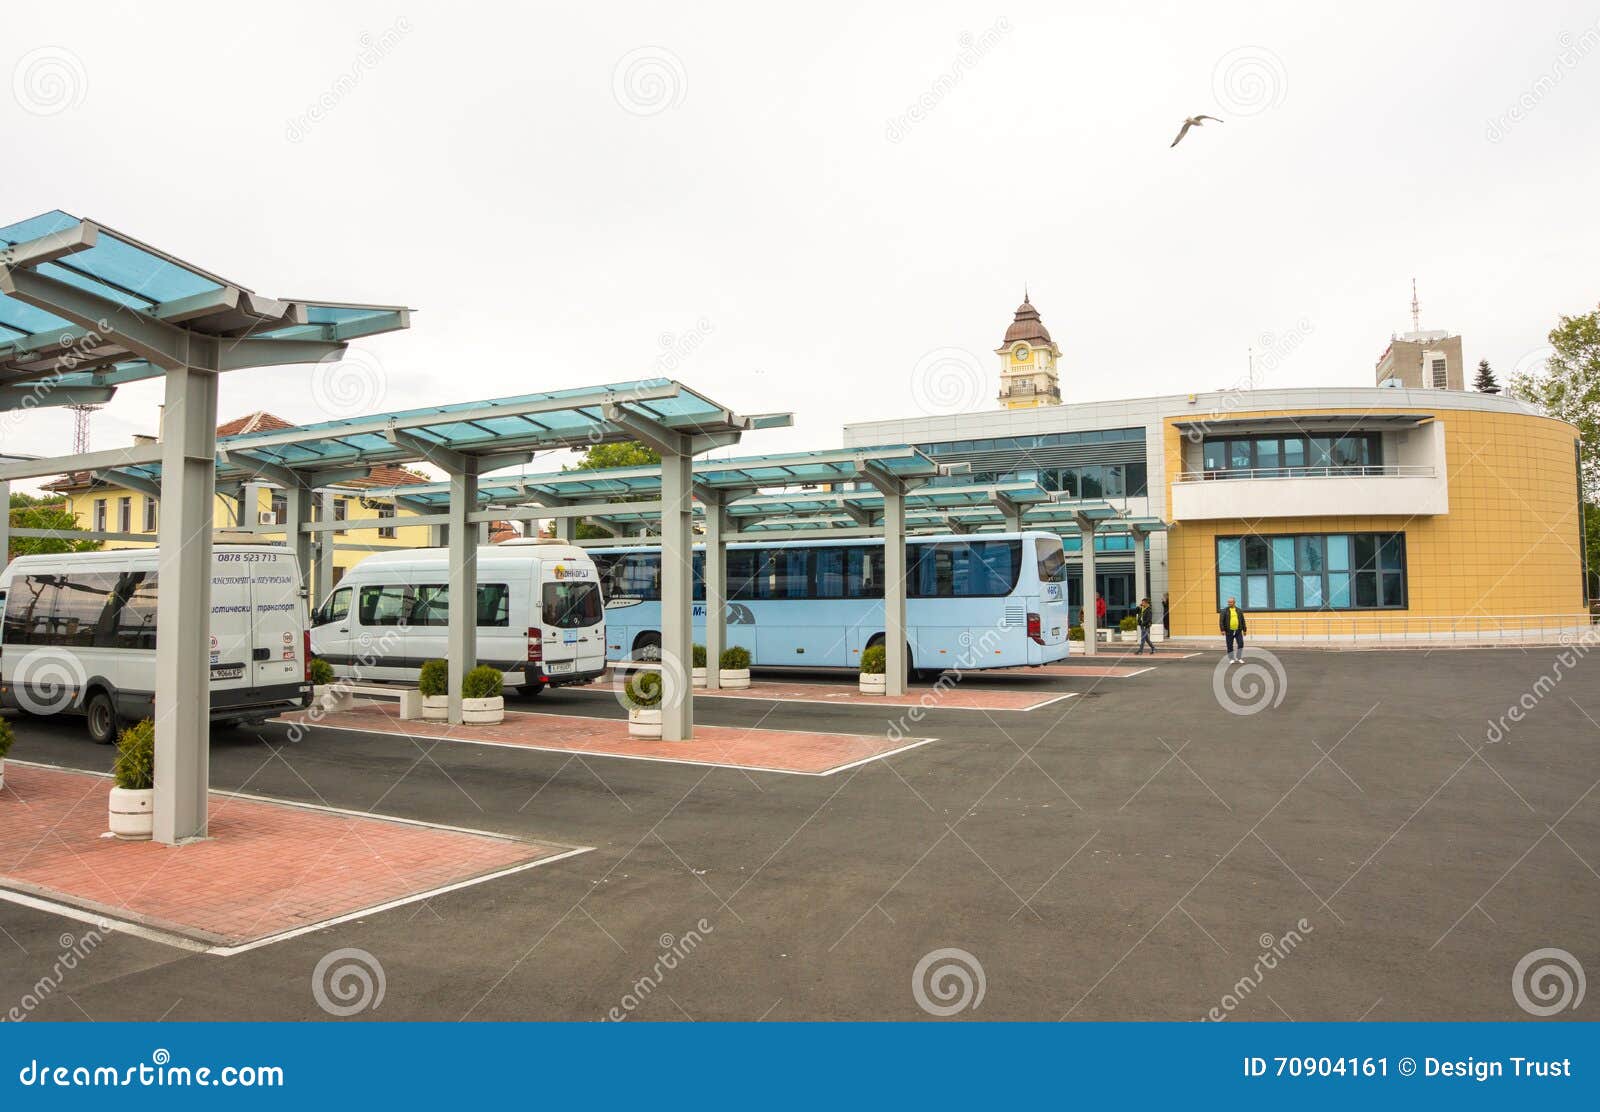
[
  {"xmin": 109, "ymin": 718, "xmax": 155, "ymax": 840},
  {"xmin": 0, "ymin": 717, "xmax": 13, "ymax": 792},
  {"xmin": 1068, "ymin": 625, "xmax": 1085, "ymax": 642},
  {"xmin": 1118, "ymin": 615, "xmax": 1139, "ymax": 643},
  {"xmin": 418, "ymin": 659, "xmax": 449, "ymax": 721},
  {"xmin": 718, "ymin": 646, "xmax": 751, "ymax": 690},
  {"xmin": 461, "ymin": 665, "xmax": 505, "ymax": 725},
  {"xmin": 858, "ymin": 643, "xmax": 887, "ymax": 695},
  {"xmin": 624, "ymin": 669, "xmax": 663, "ymax": 739},
  {"xmin": 691, "ymin": 644, "xmax": 707, "ymax": 688}
]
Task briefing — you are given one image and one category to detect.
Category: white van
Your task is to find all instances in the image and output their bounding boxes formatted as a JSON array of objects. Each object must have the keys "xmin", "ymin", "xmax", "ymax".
[
  {"xmin": 0, "ymin": 542, "xmax": 310, "ymax": 743},
  {"xmin": 309, "ymin": 542, "xmax": 607, "ymax": 695}
]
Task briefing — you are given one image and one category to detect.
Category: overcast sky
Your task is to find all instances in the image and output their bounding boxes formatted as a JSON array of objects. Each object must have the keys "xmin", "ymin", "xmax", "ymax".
[{"xmin": 4, "ymin": 0, "xmax": 1598, "ymax": 487}]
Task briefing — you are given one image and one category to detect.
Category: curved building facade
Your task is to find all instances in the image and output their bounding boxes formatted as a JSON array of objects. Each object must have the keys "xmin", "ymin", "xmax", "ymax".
[{"xmin": 844, "ymin": 387, "xmax": 1585, "ymax": 641}]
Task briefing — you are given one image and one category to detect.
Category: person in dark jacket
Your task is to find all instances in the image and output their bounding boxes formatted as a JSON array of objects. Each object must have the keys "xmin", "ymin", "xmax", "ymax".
[
  {"xmin": 1219, "ymin": 597, "xmax": 1247, "ymax": 663},
  {"xmin": 1134, "ymin": 597, "xmax": 1155, "ymax": 655}
]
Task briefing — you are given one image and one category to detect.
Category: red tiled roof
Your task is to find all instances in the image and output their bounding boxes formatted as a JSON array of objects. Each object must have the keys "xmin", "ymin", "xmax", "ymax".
[{"xmin": 215, "ymin": 411, "xmax": 295, "ymax": 436}]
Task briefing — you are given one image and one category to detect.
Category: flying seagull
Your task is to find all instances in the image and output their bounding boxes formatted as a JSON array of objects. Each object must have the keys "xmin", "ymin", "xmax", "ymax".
[{"xmin": 1170, "ymin": 114, "xmax": 1224, "ymax": 148}]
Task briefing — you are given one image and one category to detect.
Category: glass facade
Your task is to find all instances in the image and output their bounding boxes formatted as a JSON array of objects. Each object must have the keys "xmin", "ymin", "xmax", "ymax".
[
  {"xmin": 1202, "ymin": 433, "xmax": 1380, "ymax": 478},
  {"xmin": 1215, "ymin": 532, "xmax": 1407, "ymax": 612}
]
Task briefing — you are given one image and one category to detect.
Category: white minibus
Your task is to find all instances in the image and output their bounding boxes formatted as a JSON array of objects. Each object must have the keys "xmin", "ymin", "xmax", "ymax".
[
  {"xmin": 309, "ymin": 542, "xmax": 606, "ymax": 695},
  {"xmin": 0, "ymin": 542, "xmax": 311, "ymax": 743}
]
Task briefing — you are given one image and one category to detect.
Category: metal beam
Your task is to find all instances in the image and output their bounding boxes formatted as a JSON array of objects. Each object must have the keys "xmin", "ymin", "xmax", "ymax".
[
  {"xmin": 659, "ymin": 448, "xmax": 694, "ymax": 739},
  {"xmin": 0, "ymin": 219, "xmax": 98, "ymax": 269},
  {"xmin": 0, "ymin": 266, "xmax": 192, "ymax": 370},
  {"xmin": 445, "ymin": 461, "xmax": 480, "ymax": 725},
  {"xmin": 216, "ymin": 337, "xmax": 346, "ymax": 371},
  {"xmin": 0, "ymin": 441, "xmax": 165, "ymax": 482},
  {"xmin": 0, "ymin": 385, "xmax": 115, "ymax": 411},
  {"xmin": 386, "ymin": 428, "xmax": 469, "ymax": 475},
  {"xmin": 153, "ymin": 365, "xmax": 219, "ymax": 844},
  {"xmin": 1078, "ymin": 514, "xmax": 1098, "ymax": 657},
  {"xmin": 91, "ymin": 468, "xmax": 162, "ymax": 500}
]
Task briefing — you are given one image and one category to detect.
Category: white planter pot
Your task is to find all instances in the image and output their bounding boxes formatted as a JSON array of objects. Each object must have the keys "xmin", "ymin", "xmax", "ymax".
[
  {"xmin": 1118, "ymin": 630, "xmax": 1137, "ymax": 643},
  {"xmin": 692, "ymin": 667, "xmax": 707, "ymax": 688},
  {"xmin": 0, "ymin": 758, "xmax": 6, "ymax": 792},
  {"xmin": 421, "ymin": 694, "xmax": 450, "ymax": 722},
  {"xmin": 719, "ymin": 668, "xmax": 750, "ymax": 690},
  {"xmin": 109, "ymin": 786, "xmax": 154, "ymax": 840},
  {"xmin": 628, "ymin": 707, "xmax": 662, "ymax": 739},
  {"xmin": 312, "ymin": 684, "xmax": 346, "ymax": 714},
  {"xmin": 462, "ymin": 695, "xmax": 504, "ymax": 725},
  {"xmin": 858, "ymin": 673, "xmax": 886, "ymax": 695}
]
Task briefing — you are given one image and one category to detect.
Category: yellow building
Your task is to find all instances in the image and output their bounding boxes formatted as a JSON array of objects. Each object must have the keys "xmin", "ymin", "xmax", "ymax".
[
  {"xmin": 846, "ymin": 387, "xmax": 1587, "ymax": 642},
  {"xmin": 42, "ymin": 411, "xmax": 435, "ymax": 589},
  {"xmin": 995, "ymin": 294, "xmax": 1062, "ymax": 409}
]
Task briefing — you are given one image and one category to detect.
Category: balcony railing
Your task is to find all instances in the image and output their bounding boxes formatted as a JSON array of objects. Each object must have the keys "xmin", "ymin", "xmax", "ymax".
[{"xmin": 1176, "ymin": 464, "xmax": 1438, "ymax": 482}]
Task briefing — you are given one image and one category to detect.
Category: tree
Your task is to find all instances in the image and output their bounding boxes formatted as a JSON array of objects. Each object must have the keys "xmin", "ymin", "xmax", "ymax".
[
  {"xmin": 1473, "ymin": 358, "xmax": 1500, "ymax": 394},
  {"xmin": 562, "ymin": 441, "xmax": 661, "ymax": 539},
  {"xmin": 1510, "ymin": 302, "xmax": 1600, "ymax": 492},
  {"xmin": 9, "ymin": 492, "xmax": 101, "ymax": 560},
  {"xmin": 1510, "ymin": 303, "xmax": 1600, "ymax": 599}
]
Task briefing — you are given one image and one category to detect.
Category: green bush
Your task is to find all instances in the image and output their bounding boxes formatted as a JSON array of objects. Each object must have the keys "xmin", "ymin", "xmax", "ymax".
[
  {"xmin": 0, "ymin": 717, "xmax": 14, "ymax": 762},
  {"xmin": 462, "ymin": 665, "xmax": 504, "ymax": 700},
  {"xmin": 859, "ymin": 644, "xmax": 887, "ymax": 675},
  {"xmin": 719, "ymin": 646, "xmax": 750, "ymax": 670},
  {"xmin": 1068, "ymin": 625, "xmax": 1085, "ymax": 641},
  {"xmin": 1119, "ymin": 615, "xmax": 1139, "ymax": 632},
  {"xmin": 308, "ymin": 658, "xmax": 335, "ymax": 686},
  {"xmin": 692, "ymin": 644, "xmax": 707, "ymax": 668},
  {"xmin": 624, "ymin": 669, "xmax": 663, "ymax": 708},
  {"xmin": 418, "ymin": 660, "xmax": 448, "ymax": 698},
  {"xmin": 114, "ymin": 719, "xmax": 155, "ymax": 791}
]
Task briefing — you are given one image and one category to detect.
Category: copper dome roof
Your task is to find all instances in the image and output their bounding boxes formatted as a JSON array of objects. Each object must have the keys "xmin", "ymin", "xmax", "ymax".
[{"xmin": 1003, "ymin": 296, "xmax": 1052, "ymax": 345}]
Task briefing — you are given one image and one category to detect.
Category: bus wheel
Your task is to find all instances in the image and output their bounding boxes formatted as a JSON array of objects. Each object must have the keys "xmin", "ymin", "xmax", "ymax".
[
  {"xmin": 633, "ymin": 634, "xmax": 662, "ymax": 662},
  {"xmin": 85, "ymin": 690, "xmax": 119, "ymax": 745}
]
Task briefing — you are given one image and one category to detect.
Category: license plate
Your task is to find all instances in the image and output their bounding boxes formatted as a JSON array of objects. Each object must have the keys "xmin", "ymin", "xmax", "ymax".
[
  {"xmin": 210, "ymin": 665, "xmax": 243, "ymax": 681},
  {"xmin": 1051, "ymin": 628, "xmax": 1061, "ymax": 638},
  {"xmin": 545, "ymin": 660, "xmax": 575, "ymax": 675}
]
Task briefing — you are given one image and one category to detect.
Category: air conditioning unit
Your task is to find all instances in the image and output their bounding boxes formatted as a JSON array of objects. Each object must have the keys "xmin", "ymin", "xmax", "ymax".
[{"xmin": 258, "ymin": 511, "xmax": 278, "ymax": 526}]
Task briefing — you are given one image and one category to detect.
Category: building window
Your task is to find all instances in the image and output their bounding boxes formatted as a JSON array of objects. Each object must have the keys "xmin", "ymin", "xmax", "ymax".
[
  {"xmin": 93, "ymin": 498, "xmax": 106, "ymax": 533},
  {"xmin": 117, "ymin": 496, "xmax": 132, "ymax": 533},
  {"xmin": 334, "ymin": 498, "xmax": 348, "ymax": 536},
  {"xmin": 142, "ymin": 496, "xmax": 157, "ymax": 532},
  {"xmin": 1428, "ymin": 355, "xmax": 1448, "ymax": 389},
  {"xmin": 376, "ymin": 503, "xmax": 396, "ymax": 539},
  {"xmin": 1216, "ymin": 532, "xmax": 1407, "ymax": 612},
  {"xmin": 1202, "ymin": 433, "xmax": 1379, "ymax": 478},
  {"xmin": 270, "ymin": 494, "xmax": 288, "ymax": 526}
]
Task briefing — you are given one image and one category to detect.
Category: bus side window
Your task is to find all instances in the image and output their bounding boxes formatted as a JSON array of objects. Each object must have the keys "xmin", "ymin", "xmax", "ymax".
[
  {"xmin": 727, "ymin": 549, "xmax": 756, "ymax": 600},
  {"xmin": 358, "ymin": 585, "xmax": 409, "ymax": 626},
  {"xmin": 845, "ymin": 546, "xmax": 883, "ymax": 599}
]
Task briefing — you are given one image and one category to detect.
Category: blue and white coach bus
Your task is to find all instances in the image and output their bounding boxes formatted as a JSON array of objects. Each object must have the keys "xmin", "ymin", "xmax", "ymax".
[{"xmin": 590, "ymin": 531, "xmax": 1074, "ymax": 677}]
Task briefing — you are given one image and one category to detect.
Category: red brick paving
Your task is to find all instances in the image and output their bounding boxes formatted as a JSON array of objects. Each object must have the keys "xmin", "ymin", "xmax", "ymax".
[
  {"xmin": 0, "ymin": 764, "xmax": 570, "ymax": 948},
  {"xmin": 692, "ymin": 679, "xmax": 1070, "ymax": 711},
  {"xmin": 286, "ymin": 704, "xmax": 931, "ymax": 775}
]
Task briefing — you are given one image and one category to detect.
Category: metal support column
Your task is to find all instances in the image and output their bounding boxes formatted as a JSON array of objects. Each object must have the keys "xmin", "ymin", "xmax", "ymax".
[
  {"xmin": 659, "ymin": 449, "xmax": 695, "ymax": 739},
  {"xmin": 1132, "ymin": 527, "xmax": 1148, "ymax": 612},
  {"xmin": 445, "ymin": 461, "xmax": 480, "ymax": 725},
  {"xmin": 153, "ymin": 365, "xmax": 219, "ymax": 845},
  {"xmin": 315, "ymin": 490, "xmax": 336, "ymax": 605},
  {"xmin": 700, "ymin": 491, "xmax": 727, "ymax": 691},
  {"xmin": 1079, "ymin": 516, "xmax": 1098, "ymax": 657},
  {"xmin": 883, "ymin": 487, "xmax": 907, "ymax": 695},
  {"xmin": 0, "ymin": 479, "xmax": 10, "ymax": 569},
  {"xmin": 284, "ymin": 486, "xmax": 314, "ymax": 595},
  {"xmin": 240, "ymin": 481, "xmax": 261, "ymax": 530}
]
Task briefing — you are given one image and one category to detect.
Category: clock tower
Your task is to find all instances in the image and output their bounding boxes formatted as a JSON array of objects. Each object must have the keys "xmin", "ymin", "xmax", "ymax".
[{"xmin": 996, "ymin": 294, "xmax": 1062, "ymax": 409}]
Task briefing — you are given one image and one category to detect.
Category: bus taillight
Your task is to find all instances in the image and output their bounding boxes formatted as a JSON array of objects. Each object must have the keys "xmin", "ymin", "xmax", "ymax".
[
  {"xmin": 1026, "ymin": 612, "xmax": 1044, "ymax": 644},
  {"xmin": 527, "ymin": 627, "xmax": 543, "ymax": 663}
]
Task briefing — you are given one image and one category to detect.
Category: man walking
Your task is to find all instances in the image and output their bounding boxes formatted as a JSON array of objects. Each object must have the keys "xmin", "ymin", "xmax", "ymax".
[
  {"xmin": 1135, "ymin": 596, "xmax": 1155, "ymax": 655},
  {"xmin": 1219, "ymin": 596, "xmax": 1247, "ymax": 663}
]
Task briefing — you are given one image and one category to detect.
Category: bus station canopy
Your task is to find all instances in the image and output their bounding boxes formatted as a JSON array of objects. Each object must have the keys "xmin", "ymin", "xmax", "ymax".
[
  {"xmin": 359, "ymin": 445, "xmax": 961, "ymax": 510},
  {"xmin": 0, "ymin": 210, "xmax": 410, "ymax": 410}
]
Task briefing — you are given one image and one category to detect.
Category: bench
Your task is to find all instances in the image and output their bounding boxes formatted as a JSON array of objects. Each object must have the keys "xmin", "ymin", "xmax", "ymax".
[{"xmin": 322, "ymin": 682, "xmax": 423, "ymax": 720}]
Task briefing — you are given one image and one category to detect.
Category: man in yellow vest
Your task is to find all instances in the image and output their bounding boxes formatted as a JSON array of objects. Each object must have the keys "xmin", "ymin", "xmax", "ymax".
[{"xmin": 1219, "ymin": 596, "xmax": 1248, "ymax": 664}]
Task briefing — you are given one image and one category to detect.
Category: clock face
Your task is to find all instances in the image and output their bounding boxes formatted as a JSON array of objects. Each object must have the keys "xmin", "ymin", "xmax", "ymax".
[{"xmin": 1012, "ymin": 344, "xmax": 1030, "ymax": 362}]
